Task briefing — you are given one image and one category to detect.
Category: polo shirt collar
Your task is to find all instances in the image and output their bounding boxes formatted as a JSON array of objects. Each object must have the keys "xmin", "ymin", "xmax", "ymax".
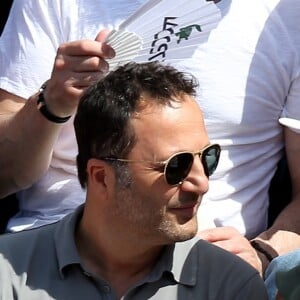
[
  {"xmin": 54, "ymin": 205, "xmax": 199, "ymax": 287},
  {"xmin": 138, "ymin": 237, "xmax": 199, "ymax": 288},
  {"xmin": 54, "ymin": 205, "xmax": 84, "ymax": 278},
  {"xmin": 165, "ymin": 237, "xmax": 199, "ymax": 286}
]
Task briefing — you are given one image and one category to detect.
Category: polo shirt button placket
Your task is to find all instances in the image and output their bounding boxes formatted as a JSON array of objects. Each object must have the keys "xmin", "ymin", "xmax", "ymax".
[
  {"xmin": 102, "ymin": 284, "xmax": 111, "ymax": 293},
  {"xmin": 83, "ymin": 270, "xmax": 92, "ymax": 277}
]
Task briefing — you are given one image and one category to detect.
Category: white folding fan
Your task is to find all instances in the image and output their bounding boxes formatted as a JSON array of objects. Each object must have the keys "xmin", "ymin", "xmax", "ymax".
[{"xmin": 105, "ymin": 0, "xmax": 222, "ymax": 70}]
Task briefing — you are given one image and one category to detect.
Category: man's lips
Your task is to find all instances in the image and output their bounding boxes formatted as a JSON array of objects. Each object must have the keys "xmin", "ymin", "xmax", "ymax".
[
  {"xmin": 168, "ymin": 202, "xmax": 199, "ymax": 217},
  {"xmin": 169, "ymin": 199, "xmax": 200, "ymax": 209}
]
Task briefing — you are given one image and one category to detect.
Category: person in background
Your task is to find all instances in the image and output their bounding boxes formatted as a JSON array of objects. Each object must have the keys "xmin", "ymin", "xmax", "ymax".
[
  {"xmin": 0, "ymin": 0, "xmax": 146, "ymax": 231},
  {"xmin": 0, "ymin": 0, "xmax": 18, "ymax": 234},
  {"xmin": 181, "ymin": 0, "xmax": 300, "ymax": 289},
  {"xmin": 0, "ymin": 61, "xmax": 267, "ymax": 300},
  {"xmin": 0, "ymin": 1, "xmax": 299, "ymax": 298},
  {"xmin": 260, "ymin": 248, "xmax": 300, "ymax": 300}
]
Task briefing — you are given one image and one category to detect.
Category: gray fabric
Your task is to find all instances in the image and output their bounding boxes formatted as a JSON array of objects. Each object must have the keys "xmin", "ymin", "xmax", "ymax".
[{"xmin": 0, "ymin": 206, "xmax": 268, "ymax": 299}]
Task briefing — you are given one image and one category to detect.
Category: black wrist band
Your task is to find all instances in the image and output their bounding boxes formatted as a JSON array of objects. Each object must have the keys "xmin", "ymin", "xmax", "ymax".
[
  {"xmin": 250, "ymin": 240, "xmax": 275, "ymax": 262},
  {"xmin": 37, "ymin": 82, "xmax": 72, "ymax": 124}
]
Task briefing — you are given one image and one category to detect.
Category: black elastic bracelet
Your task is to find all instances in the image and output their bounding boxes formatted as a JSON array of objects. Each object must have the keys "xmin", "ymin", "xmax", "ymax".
[
  {"xmin": 37, "ymin": 82, "xmax": 72, "ymax": 124},
  {"xmin": 250, "ymin": 240, "xmax": 275, "ymax": 262}
]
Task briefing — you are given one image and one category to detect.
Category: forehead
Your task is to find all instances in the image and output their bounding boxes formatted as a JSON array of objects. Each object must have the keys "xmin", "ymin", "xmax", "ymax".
[{"xmin": 130, "ymin": 94, "xmax": 208, "ymax": 156}]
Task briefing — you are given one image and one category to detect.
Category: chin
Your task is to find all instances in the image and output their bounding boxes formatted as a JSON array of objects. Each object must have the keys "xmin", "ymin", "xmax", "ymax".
[
  {"xmin": 175, "ymin": 227, "xmax": 198, "ymax": 242},
  {"xmin": 160, "ymin": 220, "xmax": 198, "ymax": 243}
]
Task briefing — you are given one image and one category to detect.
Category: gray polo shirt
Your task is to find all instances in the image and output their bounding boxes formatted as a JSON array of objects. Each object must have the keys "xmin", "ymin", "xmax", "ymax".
[{"xmin": 0, "ymin": 206, "xmax": 267, "ymax": 299}]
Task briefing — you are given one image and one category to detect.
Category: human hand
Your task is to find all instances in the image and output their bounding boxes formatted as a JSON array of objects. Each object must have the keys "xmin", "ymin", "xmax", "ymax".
[
  {"xmin": 198, "ymin": 226, "xmax": 263, "ymax": 276},
  {"xmin": 43, "ymin": 29, "xmax": 115, "ymax": 118}
]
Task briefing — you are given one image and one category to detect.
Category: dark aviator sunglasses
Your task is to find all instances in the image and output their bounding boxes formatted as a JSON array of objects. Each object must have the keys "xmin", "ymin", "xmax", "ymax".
[{"xmin": 102, "ymin": 144, "xmax": 221, "ymax": 186}]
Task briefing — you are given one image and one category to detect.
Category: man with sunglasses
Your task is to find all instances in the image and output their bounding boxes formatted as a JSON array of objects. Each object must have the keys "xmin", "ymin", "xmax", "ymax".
[{"xmin": 0, "ymin": 61, "xmax": 267, "ymax": 299}]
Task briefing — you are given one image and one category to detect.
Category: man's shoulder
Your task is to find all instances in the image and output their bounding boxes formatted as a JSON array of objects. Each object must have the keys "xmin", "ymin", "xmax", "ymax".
[
  {"xmin": 176, "ymin": 237, "xmax": 262, "ymax": 283},
  {"xmin": 172, "ymin": 238, "xmax": 267, "ymax": 298}
]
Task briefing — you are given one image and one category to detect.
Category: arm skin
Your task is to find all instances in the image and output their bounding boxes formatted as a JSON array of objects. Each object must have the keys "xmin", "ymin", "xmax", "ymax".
[
  {"xmin": 0, "ymin": 90, "xmax": 64, "ymax": 197},
  {"xmin": 0, "ymin": 30, "xmax": 115, "ymax": 198},
  {"xmin": 255, "ymin": 128, "xmax": 300, "ymax": 268},
  {"xmin": 199, "ymin": 127, "xmax": 300, "ymax": 276}
]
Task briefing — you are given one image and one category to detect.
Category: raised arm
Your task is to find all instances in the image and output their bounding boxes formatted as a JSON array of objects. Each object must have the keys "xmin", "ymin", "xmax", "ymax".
[{"xmin": 0, "ymin": 32, "xmax": 115, "ymax": 198}]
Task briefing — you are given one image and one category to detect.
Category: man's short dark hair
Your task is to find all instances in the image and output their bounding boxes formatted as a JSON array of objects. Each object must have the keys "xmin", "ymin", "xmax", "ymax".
[{"xmin": 74, "ymin": 61, "xmax": 198, "ymax": 187}]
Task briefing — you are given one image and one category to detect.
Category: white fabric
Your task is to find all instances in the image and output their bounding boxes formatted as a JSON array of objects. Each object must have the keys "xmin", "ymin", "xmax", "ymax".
[
  {"xmin": 189, "ymin": 0, "xmax": 300, "ymax": 238},
  {"xmin": 1, "ymin": 0, "xmax": 300, "ymax": 237}
]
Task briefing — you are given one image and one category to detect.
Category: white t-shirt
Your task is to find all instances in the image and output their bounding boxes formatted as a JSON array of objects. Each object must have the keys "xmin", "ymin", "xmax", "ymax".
[
  {"xmin": 190, "ymin": 0, "xmax": 300, "ymax": 238},
  {"xmin": 1, "ymin": 0, "xmax": 300, "ymax": 237}
]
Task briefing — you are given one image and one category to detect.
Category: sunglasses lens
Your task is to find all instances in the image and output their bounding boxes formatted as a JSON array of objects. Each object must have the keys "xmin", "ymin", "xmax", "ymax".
[
  {"xmin": 165, "ymin": 152, "xmax": 194, "ymax": 185},
  {"xmin": 202, "ymin": 145, "xmax": 221, "ymax": 176}
]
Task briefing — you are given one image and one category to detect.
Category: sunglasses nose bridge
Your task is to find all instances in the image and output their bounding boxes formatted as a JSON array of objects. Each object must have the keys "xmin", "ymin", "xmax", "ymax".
[
  {"xmin": 183, "ymin": 152, "xmax": 206, "ymax": 180},
  {"xmin": 197, "ymin": 151, "xmax": 210, "ymax": 177},
  {"xmin": 183, "ymin": 152, "xmax": 197, "ymax": 179},
  {"xmin": 179, "ymin": 152, "xmax": 209, "ymax": 193},
  {"xmin": 193, "ymin": 151, "xmax": 206, "ymax": 173}
]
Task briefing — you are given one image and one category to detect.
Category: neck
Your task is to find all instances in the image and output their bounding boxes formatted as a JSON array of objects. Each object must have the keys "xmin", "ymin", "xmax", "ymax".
[{"xmin": 75, "ymin": 209, "xmax": 164, "ymax": 298}]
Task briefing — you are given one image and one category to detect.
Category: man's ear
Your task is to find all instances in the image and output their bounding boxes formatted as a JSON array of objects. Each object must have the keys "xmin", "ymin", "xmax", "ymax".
[{"xmin": 87, "ymin": 158, "xmax": 110, "ymax": 189}]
